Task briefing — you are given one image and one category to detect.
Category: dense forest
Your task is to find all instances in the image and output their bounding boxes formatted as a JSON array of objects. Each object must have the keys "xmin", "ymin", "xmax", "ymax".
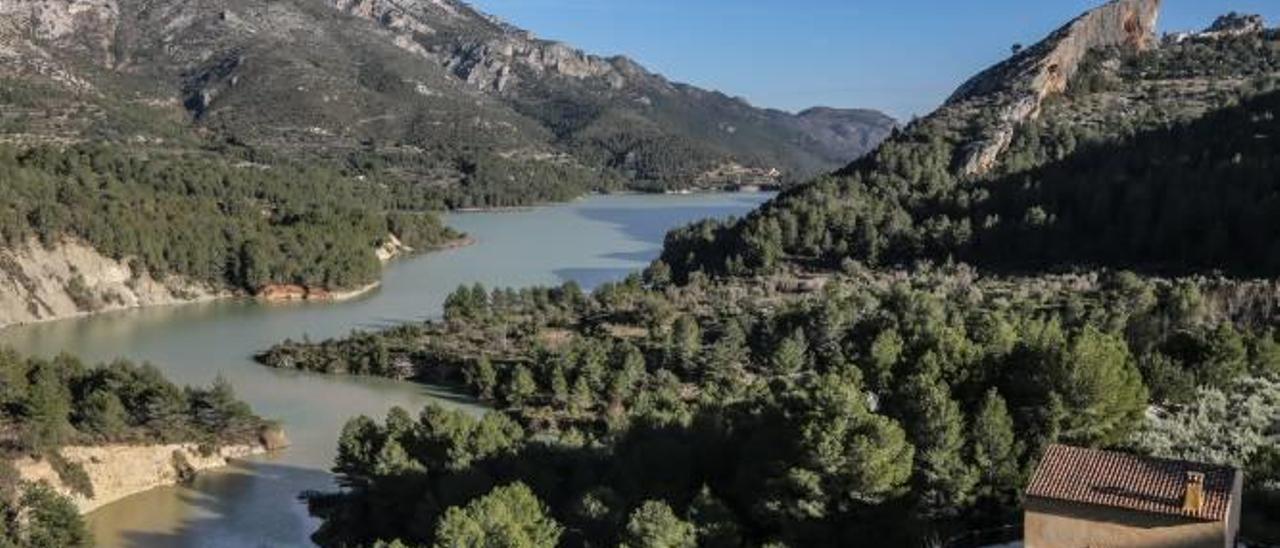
[
  {"xmin": 0, "ymin": 349, "xmax": 272, "ymax": 547},
  {"xmin": 662, "ymin": 85, "xmax": 1280, "ymax": 282},
  {"xmin": 263, "ymin": 272, "xmax": 1280, "ymax": 546},
  {"xmin": 253, "ymin": 24, "xmax": 1280, "ymax": 548},
  {"xmin": 0, "ymin": 144, "xmax": 462, "ymax": 293}
]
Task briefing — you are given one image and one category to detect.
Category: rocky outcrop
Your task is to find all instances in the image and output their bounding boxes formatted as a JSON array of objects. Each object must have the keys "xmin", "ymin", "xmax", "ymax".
[
  {"xmin": 328, "ymin": 0, "xmax": 630, "ymax": 93},
  {"xmin": 13, "ymin": 425, "xmax": 288, "ymax": 514},
  {"xmin": 0, "ymin": 0, "xmax": 120, "ymax": 89},
  {"xmin": 254, "ymin": 282, "xmax": 379, "ymax": 303},
  {"xmin": 946, "ymin": 0, "xmax": 1161, "ymax": 176},
  {"xmin": 1167, "ymin": 13, "xmax": 1269, "ymax": 44},
  {"xmin": 0, "ymin": 0, "xmax": 119, "ymax": 51},
  {"xmin": 1203, "ymin": 13, "xmax": 1266, "ymax": 38},
  {"xmin": 443, "ymin": 38, "xmax": 628, "ymax": 93},
  {"xmin": 0, "ymin": 238, "xmax": 221, "ymax": 330},
  {"xmin": 375, "ymin": 233, "xmax": 413, "ymax": 263}
]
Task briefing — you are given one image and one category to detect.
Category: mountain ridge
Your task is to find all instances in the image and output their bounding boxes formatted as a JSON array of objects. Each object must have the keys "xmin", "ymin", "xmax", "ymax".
[
  {"xmin": 0, "ymin": 0, "xmax": 896, "ymax": 198},
  {"xmin": 663, "ymin": 0, "xmax": 1280, "ymax": 281}
]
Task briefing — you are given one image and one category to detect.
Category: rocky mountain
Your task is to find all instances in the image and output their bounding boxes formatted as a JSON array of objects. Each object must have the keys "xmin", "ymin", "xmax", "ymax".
[
  {"xmin": 662, "ymin": 0, "xmax": 1280, "ymax": 280},
  {"xmin": 0, "ymin": 0, "xmax": 895, "ymax": 200}
]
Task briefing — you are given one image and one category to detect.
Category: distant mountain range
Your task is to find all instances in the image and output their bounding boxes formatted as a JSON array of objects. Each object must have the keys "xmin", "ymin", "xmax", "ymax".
[{"xmin": 0, "ymin": 0, "xmax": 896, "ymax": 201}]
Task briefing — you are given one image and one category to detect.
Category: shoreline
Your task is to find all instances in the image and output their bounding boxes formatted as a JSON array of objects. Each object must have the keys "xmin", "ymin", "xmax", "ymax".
[
  {"xmin": 0, "ymin": 188, "xmax": 748, "ymax": 330},
  {"xmin": 449, "ymin": 188, "xmax": 774, "ymax": 214},
  {"xmin": 0, "ymin": 235, "xmax": 479, "ymax": 331},
  {"xmin": 14, "ymin": 438, "xmax": 284, "ymax": 515}
]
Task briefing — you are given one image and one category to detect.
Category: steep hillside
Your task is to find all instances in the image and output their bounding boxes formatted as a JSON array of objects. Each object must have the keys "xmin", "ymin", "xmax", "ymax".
[
  {"xmin": 255, "ymin": 3, "xmax": 1280, "ymax": 546},
  {"xmin": 661, "ymin": 0, "xmax": 1280, "ymax": 281},
  {"xmin": 0, "ymin": 144, "xmax": 463, "ymax": 327},
  {"xmin": 0, "ymin": 0, "xmax": 894, "ymax": 202}
]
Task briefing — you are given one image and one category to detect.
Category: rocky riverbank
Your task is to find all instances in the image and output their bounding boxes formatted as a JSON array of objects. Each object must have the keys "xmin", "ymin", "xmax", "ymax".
[
  {"xmin": 0, "ymin": 233, "xmax": 476, "ymax": 328},
  {"xmin": 0, "ymin": 238, "xmax": 223, "ymax": 330},
  {"xmin": 12, "ymin": 426, "xmax": 289, "ymax": 514}
]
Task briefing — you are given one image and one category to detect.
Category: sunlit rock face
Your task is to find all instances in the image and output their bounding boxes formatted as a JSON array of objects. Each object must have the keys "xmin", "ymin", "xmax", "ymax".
[{"xmin": 944, "ymin": 0, "xmax": 1162, "ymax": 176}]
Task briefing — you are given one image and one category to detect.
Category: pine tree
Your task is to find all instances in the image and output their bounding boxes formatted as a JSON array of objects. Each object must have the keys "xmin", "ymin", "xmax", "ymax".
[
  {"xmin": 505, "ymin": 366, "xmax": 538, "ymax": 408},
  {"xmin": 622, "ymin": 501, "xmax": 696, "ymax": 548},
  {"xmin": 23, "ymin": 361, "xmax": 73, "ymax": 447},
  {"xmin": 20, "ymin": 483, "xmax": 90, "ymax": 548},
  {"xmin": 899, "ymin": 371, "xmax": 977, "ymax": 515},
  {"xmin": 688, "ymin": 486, "xmax": 742, "ymax": 548},
  {"xmin": 570, "ymin": 376, "xmax": 594, "ymax": 415},
  {"xmin": 549, "ymin": 365, "xmax": 570, "ymax": 408},
  {"xmin": 79, "ymin": 389, "xmax": 129, "ymax": 438},
  {"xmin": 467, "ymin": 357, "xmax": 498, "ymax": 400},
  {"xmin": 433, "ymin": 483, "xmax": 562, "ymax": 548},
  {"xmin": 970, "ymin": 388, "xmax": 1021, "ymax": 506},
  {"xmin": 668, "ymin": 315, "xmax": 703, "ymax": 373},
  {"xmin": 1058, "ymin": 327, "xmax": 1149, "ymax": 447},
  {"xmin": 771, "ymin": 329, "xmax": 809, "ymax": 376}
]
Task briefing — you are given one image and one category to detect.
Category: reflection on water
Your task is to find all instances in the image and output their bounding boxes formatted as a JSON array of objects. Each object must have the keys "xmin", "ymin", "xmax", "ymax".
[{"xmin": 0, "ymin": 193, "xmax": 770, "ymax": 547}]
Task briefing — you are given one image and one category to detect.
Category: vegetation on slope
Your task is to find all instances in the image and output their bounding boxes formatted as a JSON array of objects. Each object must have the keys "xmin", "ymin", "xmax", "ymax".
[
  {"xmin": 660, "ymin": 34, "xmax": 1280, "ymax": 281},
  {"xmin": 0, "ymin": 0, "xmax": 894, "ymax": 208},
  {"xmin": 264, "ymin": 271, "xmax": 1280, "ymax": 546},
  {"xmin": 0, "ymin": 144, "xmax": 461, "ymax": 293},
  {"xmin": 256, "ymin": 22, "xmax": 1280, "ymax": 548}
]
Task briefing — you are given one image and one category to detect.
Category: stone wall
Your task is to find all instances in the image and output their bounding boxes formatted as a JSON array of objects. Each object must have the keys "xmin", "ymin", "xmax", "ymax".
[{"xmin": 1024, "ymin": 496, "xmax": 1229, "ymax": 548}]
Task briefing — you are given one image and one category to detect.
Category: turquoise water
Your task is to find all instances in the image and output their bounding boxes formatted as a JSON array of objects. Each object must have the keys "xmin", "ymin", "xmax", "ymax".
[{"xmin": 0, "ymin": 192, "xmax": 769, "ymax": 547}]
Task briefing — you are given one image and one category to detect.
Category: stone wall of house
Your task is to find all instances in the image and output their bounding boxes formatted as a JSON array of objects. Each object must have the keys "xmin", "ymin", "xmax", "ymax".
[{"xmin": 1024, "ymin": 497, "xmax": 1229, "ymax": 548}]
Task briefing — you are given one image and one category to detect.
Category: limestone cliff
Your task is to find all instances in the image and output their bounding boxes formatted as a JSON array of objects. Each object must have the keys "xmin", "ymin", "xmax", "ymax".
[
  {"xmin": 328, "ymin": 0, "xmax": 645, "ymax": 95},
  {"xmin": 0, "ymin": 238, "xmax": 221, "ymax": 330},
  {"xmin": 945, "ymin": 0, "xmax": 1161, "ymax": 176},
  {"xmin": 13, "ymin": 426, "xmax": 289, "ymax": 513}
]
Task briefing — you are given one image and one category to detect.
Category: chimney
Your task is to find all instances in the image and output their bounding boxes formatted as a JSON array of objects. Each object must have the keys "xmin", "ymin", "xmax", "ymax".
[{"xmin": 1183, "ymin": 471, "xmax": 1205, "ymax": 513}]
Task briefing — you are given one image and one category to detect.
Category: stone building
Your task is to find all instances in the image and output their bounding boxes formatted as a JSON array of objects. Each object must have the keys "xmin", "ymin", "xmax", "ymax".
[{"xmin": 1024, "ymin": 444, "xmax": 1243, "ymax": 548}]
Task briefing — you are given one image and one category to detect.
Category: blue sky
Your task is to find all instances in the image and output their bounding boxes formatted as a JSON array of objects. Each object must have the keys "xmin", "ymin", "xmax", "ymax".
[{"xmin": 466, "ymin": 0, "xmax": 1280, "ymax": 120}]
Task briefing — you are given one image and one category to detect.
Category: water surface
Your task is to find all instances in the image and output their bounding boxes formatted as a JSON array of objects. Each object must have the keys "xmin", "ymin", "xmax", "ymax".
[{"xmin": 0, "ymin": 193, "xmax": 769, "ymax": 547}]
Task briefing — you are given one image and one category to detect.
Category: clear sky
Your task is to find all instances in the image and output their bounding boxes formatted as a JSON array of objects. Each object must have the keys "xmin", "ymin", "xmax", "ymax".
[{"xmin": 466, "ymin": 0, "xmax": 1280, "ymax": 120}]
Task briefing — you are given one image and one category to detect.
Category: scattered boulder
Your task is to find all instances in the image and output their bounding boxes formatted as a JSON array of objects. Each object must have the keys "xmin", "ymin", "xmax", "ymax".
[{"xmin": 258, "ymin": 424, "xmax": 291, "ymax": 451}]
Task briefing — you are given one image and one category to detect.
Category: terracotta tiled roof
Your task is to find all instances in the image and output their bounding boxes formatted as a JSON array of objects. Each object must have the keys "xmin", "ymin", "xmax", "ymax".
[{"xmin": 1025, "ymin": 444, "xmax": 1239, "ymax": 521}]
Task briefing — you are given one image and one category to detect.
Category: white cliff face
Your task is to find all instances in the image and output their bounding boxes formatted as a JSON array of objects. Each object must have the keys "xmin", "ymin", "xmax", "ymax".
[
  {"xmin": 0, "ymin": 238, "xmax": 221, "ymax": 330},
  {"xmin": 13, "ymin": 443, "xmax": 266, "ymax": 514},
  {"xmin": 945, "ymin": 0, "xmax": 1162, "ymax": 176},
  {"xmin": 446, "ymin": 38, "xmax": 626, "ymax": 92},
  {"xmin": 332, "ymin": 0, "xmax": 442, "ymax": 35},
  {"xmin": 375, "ymin": 233, "xmax": 412, "ymax": 263},
  {"xmin": 327, "ymin": 0, "xmax": 630, "ymax": 93}
]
